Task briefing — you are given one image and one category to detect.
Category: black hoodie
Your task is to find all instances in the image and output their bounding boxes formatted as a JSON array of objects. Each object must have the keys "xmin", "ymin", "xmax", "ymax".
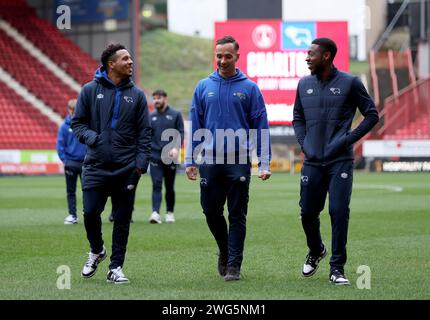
[{"xmin": 72, "ymin": 67, "xmax": 151, "ymax": 188}]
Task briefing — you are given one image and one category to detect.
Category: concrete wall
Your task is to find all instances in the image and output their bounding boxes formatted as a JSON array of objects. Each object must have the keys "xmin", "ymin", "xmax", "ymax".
[
  {"xmin": 167, "ymin": 0, "xmax": 227, "ymax": 38},
  {"xmin": 366, "ymin": 0, "xmax": 387, "ymax": 54}
]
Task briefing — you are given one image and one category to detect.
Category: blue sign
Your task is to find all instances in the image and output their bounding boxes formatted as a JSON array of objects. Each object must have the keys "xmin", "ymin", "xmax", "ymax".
[
  {"xmin": 282, "ymin": 22, "xmax": 315, "ymax": 50},
  {"xmin": 54, "ymin": 0, "xmax": 129, "ymax": 23}
]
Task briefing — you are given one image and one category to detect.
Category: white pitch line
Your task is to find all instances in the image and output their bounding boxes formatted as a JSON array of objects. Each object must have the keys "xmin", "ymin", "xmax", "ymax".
[{"xmin": 354, "ymin": 184, "xmax": 404, "ymax": 192}]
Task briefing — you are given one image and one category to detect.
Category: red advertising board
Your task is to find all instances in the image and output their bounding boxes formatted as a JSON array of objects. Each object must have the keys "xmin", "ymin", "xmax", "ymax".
[
  {"xmin": 215, "ymin": 20, "xmax": 349, "ymax": 125},
  {"xmin": 0, "ymin": 163, "xmax": 63, "ymax": 175}
]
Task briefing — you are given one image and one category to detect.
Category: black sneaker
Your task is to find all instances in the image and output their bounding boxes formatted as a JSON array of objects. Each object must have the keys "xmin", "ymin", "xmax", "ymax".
[
  {"xmin": 217, "ymin": 252, "xmax": 228, "ymax": 276},
  {"xmin": 224, "ymin": 266, "xmax": 241, "ymax": 281},
  {"xmin": 329, "ymin": 270, "xmax": 350, "ymax": 285},
  {"xmin": 302, "ymin": 245, "xmax": 327, "ymax": 277}
]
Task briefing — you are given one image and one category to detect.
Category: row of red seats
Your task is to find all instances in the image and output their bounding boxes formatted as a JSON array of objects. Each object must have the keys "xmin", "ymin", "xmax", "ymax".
[
  {"xmin": 0, "ymin": 81, "xmax": 58, "ymax": 149},
  {"xmin": 0, "ymin": 29, "xmax": 77, "ymax": 117},
  {"xmin": 383, "ymin": 116, "xmax": 430, "ymax": 140},
  {"xmin": 0, "ymin": 0, "xmax": 98, "ymax": 85}
]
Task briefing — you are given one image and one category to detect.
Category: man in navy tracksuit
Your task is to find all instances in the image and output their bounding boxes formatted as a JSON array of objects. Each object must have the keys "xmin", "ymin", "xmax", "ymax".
[
  {"xmin": 72, "ymin": 44, "xmax": 151, "ymax": 284},
  {"xmin": 293, "ymin": 38, "xmax": 379, "ymax": 285},
  {"xmin": 148, "ymin": 89, "xmax": 184, "ymax": 224},
  {"xmin": 56, "ymin": 98, "xmax": 86, "ymax": 225},
  {"xmin": 186, "ymin": 36, "xmax": 272, "ymax": 281}
]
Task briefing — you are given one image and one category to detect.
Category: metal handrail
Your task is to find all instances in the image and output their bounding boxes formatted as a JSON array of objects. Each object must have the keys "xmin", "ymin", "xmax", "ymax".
[{"xmin": 373, "ymin": 0, "xmax": 411, "ymax": 52}]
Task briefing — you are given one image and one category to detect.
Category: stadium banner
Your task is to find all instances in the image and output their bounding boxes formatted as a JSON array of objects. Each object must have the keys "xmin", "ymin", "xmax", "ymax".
[
  {"xmin": 54, "ymin": 0, "xmax": 129, "ymax": 23},
  {"xmin": 0, "ymin": 150, "xmax": 62, "ymax": 175},
  {"xmin": 370, "ymin": 159, "xmax": 430, "ymax": 172},
  {"xmin": 363, "ymin": 140, "xmax": 430, "ymax": 157},
  {"xmin": 215, "ymin": 20, "xmax": 349, "ymax": 125}
]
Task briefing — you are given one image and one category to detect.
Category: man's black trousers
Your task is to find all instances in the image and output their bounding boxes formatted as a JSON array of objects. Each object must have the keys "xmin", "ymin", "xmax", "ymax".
[
  {"xmin": 299, "ymin": 160, "xmax": 353, "ymax": 273},
  {"xmin": 64, "ymin": 163, "xmax": 82, "ymax": 217},
  {"xmin": 150, "ymin": 159, "xmax": 176, "ymax": 213},
  {"xmin": 82, "ymin": 168, "xmax": 139, "ymax": 270},
  {"xmin": 199, "ymin": 163, "xmax": 251, "ymax": 269}
]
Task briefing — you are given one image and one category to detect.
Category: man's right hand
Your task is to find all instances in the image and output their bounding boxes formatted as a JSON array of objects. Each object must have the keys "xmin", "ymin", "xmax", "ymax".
[{"xmin": 185, "ymin": 166, "xmax": 198, "ymax": 181}]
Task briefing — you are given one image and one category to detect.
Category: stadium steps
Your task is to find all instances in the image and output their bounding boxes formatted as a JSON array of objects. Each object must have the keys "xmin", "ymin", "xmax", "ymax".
[
  {"xmin": 384, "ymin": 116, "xmax": 430, "ymax": 140},
  {"xmin": 0, "ymin": 66, "xmax": 62, "ymax": 126},
  {"xmin": 0, "ymin": 28, "xmax": 77, "ymax": 117},
  {"xmin": 0, "ymin": 19, "xmax": 81, "ymax": 93},
  {"xmin": 0, "ymin": 82, "xmax": 58, "ymax": 150},
  {"xmin": 0, "ymin": 0, "xmax": 98, "ymax": 86}
]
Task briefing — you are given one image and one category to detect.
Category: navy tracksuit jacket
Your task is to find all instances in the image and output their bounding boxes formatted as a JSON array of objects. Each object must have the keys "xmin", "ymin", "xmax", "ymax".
[
  {"xmin": 293, "ymin": 67, "xmax": 379, "ymax": 272},
  {"xmin": 72, "ymin": 67, "xmax": 151, "ymax": 269},
  {"xmin": 149, "ymin": 106, "xmax": 184, "ymax": 213}
]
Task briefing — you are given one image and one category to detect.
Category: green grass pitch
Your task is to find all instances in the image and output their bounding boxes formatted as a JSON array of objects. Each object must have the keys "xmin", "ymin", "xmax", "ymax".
[{"xmin": 0, "ymin": 172, "xmax": 429, "ymax": 299}]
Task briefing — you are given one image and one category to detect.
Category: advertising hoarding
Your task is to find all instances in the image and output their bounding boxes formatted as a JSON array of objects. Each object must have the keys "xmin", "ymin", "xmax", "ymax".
[{"xmin": 215, "ymin": 20, "xmax": 349, "ymax": 125}]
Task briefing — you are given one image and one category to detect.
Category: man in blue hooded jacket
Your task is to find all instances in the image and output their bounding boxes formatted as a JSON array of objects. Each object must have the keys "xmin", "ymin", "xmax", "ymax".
[
  {"xmin": 72, "ymin": 43, "xmax": 151, "ymax": 284},
  {"xmin": 56, "ymin": 98, "xmax": 86, "ymax": 225},
  {"xmin": 293, "ymin": 38, "xmax": 379, "ymax": 285},
  {"xmin": 185, "ymin": 35, "xmax": 272, "ymax": 281}
]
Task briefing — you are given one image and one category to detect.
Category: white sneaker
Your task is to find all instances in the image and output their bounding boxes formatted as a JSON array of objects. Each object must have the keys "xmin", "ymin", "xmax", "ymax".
[
  {"xmin": 165, "ymin": 212, "xmax": 175, "ymax": 223},
  {"xmin": 149, "ymin": 211, "xmax": 162, "ymax": 224},
  {"xmin": 81, "ymin": 246, "xmax": 107, "ymax": 278},
  {"xmin": 107, "ymin": 266, "xmax": 129, "ymax": 284},
  {"xmin": 64, "ymin": 215, "xmax": 78, "ymax": 225}
]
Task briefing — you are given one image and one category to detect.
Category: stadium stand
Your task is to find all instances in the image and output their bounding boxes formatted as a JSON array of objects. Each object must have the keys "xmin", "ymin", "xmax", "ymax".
[
  {"xmin": 0, "ymin": 0, "xmax": 103, "ymax": 151},
  {"xmin": 0, "ymin": 82, "xmax": 58, "ymax": 149},
  {"xmin": 0, "ymin": 0, "xmax": 98, "ymax": 85},
  {"xmin": 379, "ymin": 78, "xmax": 430, "ymax": 140},
  {"xmin": 0, "ymin": 29, "xmax": 77, "ymax": 117}
]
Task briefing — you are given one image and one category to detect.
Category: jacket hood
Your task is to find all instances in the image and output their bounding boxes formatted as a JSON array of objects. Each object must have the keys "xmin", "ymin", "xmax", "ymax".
[
  {"xmin": 94, "ymin": 67, "xmax": 134, "ymax": 90},
  {"xmin": 209, "ymin": 69, "xmax": 248, "ymax": 83}
]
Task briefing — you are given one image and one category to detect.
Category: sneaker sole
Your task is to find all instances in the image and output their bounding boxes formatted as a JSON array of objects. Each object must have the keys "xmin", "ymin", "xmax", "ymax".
[
  {"xmin": 329, "ymin": 280, "xmax": 351, "ymax": 286},
  {"xmin": 107, "ymin": 279, "xmax": 130, "ymax": 284},
  {"xmin": 302, "ymin": 248, "xmax": 328, "ymax": 278},
  {"xmin": 149, "ymin": 220, "xmax": 162, "ymax": 224},
  {"xmin": 81, "ymin": 252, "xmax": 107, "ymax": 278},
  {"xmin": 224, "ymin": 276, "xmax": 240, "ymax": 281}
]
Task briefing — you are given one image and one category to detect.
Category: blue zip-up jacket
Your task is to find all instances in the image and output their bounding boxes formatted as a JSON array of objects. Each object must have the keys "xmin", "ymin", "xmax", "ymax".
[
  {"xmin": 71, "ymin": 67, "xmax": 151, "ymax": 184},
  {"xmin": 293, "ymin": 67, "xmax": 379, "ymax": 165},
  {"xmin": 186, "ymin": 69, "xmax": 271, "ymax": 170},
  {"xmin": 56, "ymin": 115, "xmax": 86, "ymax": 165},
  {"xmin": 150, "ymin": 106, "xmax": 184, "ymax": 161}
]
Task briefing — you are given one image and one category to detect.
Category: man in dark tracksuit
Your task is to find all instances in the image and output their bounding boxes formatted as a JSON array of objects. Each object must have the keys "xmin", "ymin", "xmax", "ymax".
[
  {"xmin": 148, "ymin": 89, "xmax": 184, "ymax": 224},
  {"xmin": 56, "ymin": 98, "xmax": 86, "ymax": 225},
  {"xmin": 72, "ymin": 44, "xmax": 151, "ymax": 284},
  {"xmin": 293, "ymin": 38, "xmax": 379, "ymax": 285},
  {"xmin": 186, "ymin": 36, "xmax": 272, "ymax": 281}
]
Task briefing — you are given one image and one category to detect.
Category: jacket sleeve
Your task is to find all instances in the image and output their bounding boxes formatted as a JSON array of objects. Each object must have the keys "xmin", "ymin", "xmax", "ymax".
[
  {"xmin": 71, "ymin": 86, "xmax": 98, "ymax": 147},
  {"xmin": 56, "ymin": 123, "xmax": 66, "ymax": 163},
  {"xmin": 185, "ymin": 83, "xmax": 204, "ymax": 167},
  {"xmin": 346, "ymin": 77, "xmax": 379, "ymax": 145},
  {"xmin": 176, "ymin": 111, "xmax": 185, "ymax": 146},
  {"xmin": 249, "ymin": 85, "xmax": 271, "ymax": 171},
  {"xmin": 135, "ymin": 93, "xmax": 152, "ymax": 172},
  {"xmin": 292, "ymin": 81, "xmax": 306, "ymax": 149}
]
